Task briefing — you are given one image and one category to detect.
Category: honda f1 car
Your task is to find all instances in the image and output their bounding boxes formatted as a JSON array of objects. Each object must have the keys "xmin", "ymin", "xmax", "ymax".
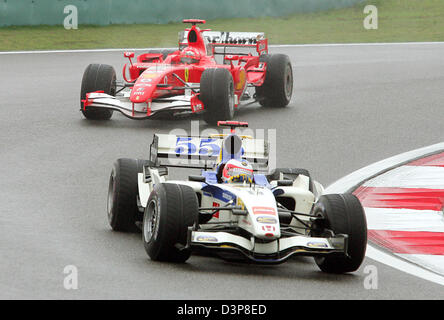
[
  {"xmin": 107, "ymin": 121, "xmax": 367, "ymax": 273},
  {"xmin": 80, "ymin": 19, "xmax": 293, "ymax": 125}
]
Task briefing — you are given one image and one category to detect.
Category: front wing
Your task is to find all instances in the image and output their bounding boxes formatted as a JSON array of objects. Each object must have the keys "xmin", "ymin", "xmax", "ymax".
[
  {"xmin": 82, "ymin": 92, "xmax": 196, "ymax": 119},
  {"xmin": 188, "ymin": 229, "xmax": 348, "ymax": 264}
]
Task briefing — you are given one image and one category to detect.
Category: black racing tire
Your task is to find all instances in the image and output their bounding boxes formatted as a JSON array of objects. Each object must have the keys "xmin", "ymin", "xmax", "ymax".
[
  {"xmin": 107, "ymin": 158, "xmax": 148, "ymax": 232},
  {"xmin": 200, "ymin": 68, "xmax": 235, "ymax": 125},
  {"xmin": 255, "ymin": 54, "xmax": 293, "ymax": 107},
  {"xmin": 312, "ymin": 194, "xmax": 367, "ymax": 273},
  {"xmin": 143, "ymin": 183, "xmax": 198, "ymax": 263},
  {"xmin": 266, "ymin": 168, "xmax": 313, "ymax": 192},
  {"xmin": 80, "ymin": 63, "xmax": 116, "ymax": 120}
]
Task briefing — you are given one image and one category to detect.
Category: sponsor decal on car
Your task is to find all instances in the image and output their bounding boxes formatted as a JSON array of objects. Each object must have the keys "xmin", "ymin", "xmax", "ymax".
[
  {"xmin": 184, "ymin": 67, "xmax": 189, "ymax": 82},
  {"xmin": 256, "ymin": 216, "xmax": 277, "ymax": 224},
  {"xmin": 193, "ymin": 103, "xmax": 203, "ymax": 112},
  {"xmin": 261, "ymin": 225, "xmax": 276, "ymax": 231},
  {"xmin": 236, "ymin": 69, "xmax": 246, "ymax": 90},
  {"xmin": 253, "ymin": 206, "xmax": 276, "ymax": 216},
  {"xmin": 222, "ymin": 192, "xmax": 234, "ymax": 202},
  {"xmin": 307, "ymin": 241, "xmax": 329, "ymax": 248},
  {"xmin": 195, "ymin": 235, "xmax": 218, "ymax": 242},
  {"xmin": 212, "ymin": 202, "xmax": 220, "ymax": 219},
  {"xmin": 237, "ymin": 197, "xmax": 245, "ymax": 210}
]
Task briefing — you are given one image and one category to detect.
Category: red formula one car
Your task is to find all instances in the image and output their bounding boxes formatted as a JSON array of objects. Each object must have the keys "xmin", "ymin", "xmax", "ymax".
[{"xmin": 80, "ymin": 19, "xmax": 293, "ymax": 125}]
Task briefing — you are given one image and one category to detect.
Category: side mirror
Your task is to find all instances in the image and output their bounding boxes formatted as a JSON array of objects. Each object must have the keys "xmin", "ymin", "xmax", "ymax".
[
  {"xmin": 124, "ymin": 51, "xmax": 135, "ymax": 58},
  {"xmin": 171, "ymin": 55, "xmax": 181, "ymax": 64},
  {"xmin": 277, "ymin": 180, "xmax": 293, "ymax": 187},
  {"xmin": 188, "ymin": 175, "xmax": 206, "ymax": 182}
]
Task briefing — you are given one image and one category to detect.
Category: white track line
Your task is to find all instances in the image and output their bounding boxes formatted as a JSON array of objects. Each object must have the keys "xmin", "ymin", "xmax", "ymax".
[
  {"xmin": 364, "ymin": 207, "xmax": 444, "ymax": 233},
  {"xmin": 326, "ymin": 142, "xmax": 444, "ymax": 194},
  {"xmin": 366, "ymin": 245, "xmax": 444, "ymax": 286},
  {"xmin": 1, "ymin": 42, "xmax": 444, "ymax": 55},
  {"xmin": 325, "ymin": 142, "xmax": 444, "ymax": 287}
]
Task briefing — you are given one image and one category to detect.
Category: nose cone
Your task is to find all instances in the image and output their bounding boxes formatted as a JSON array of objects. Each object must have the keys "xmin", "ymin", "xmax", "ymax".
[
  {"xmin": 130, "ymin": 84, "xmax": 150, "ymax": 103},
  {"xmin": 130, "ymin": 71, "xmax": 159, "ymax": 102}
]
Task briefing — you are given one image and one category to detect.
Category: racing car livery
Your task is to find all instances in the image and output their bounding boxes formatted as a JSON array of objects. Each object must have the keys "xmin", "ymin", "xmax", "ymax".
[
  {"xmin": 107, "ymin": 121, "xmax": 367, "ymax": 273},
  {"xmin": 80, "ymin": 19, "xmax": 293, "ymax": 125}
]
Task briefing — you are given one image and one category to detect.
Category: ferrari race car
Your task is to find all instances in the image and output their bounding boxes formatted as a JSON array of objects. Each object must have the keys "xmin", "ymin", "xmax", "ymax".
[
  {"xmin": 107, "ymin": 121, "xmax": 367, "ymax": 273},
  {"xmin": 80, "ymin": 19, "xmax": 293, "ymax": 125}
]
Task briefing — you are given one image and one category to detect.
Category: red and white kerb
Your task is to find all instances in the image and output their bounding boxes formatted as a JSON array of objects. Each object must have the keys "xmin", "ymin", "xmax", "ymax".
[{"xmin": 353, "ymin": 151, "xmax": 444, "ymax": 275}]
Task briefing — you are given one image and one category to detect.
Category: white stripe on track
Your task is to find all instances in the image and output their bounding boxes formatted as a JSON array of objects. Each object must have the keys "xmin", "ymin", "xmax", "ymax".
[
  {"xmin": 325, "ymin": 142, "xmax": 444, "ymax": 286},
  {"xmin": 397, "ymin": 253, "xmax": 444, "ymax": 276},
  {"xmin": 362, "ymin": 166, "xmax": 444, "ymax": 189},
  {"xmin": 364, "ymin": 207, "xmax": 444, "ymax": 233},
  {"xmin": 1, "ymin": 41, "xmax": 444, "ymax": 55},
  {"xmin": 366, "ymin": 245, "xmax": 444, "ymax": 286},
  {"xmin": 326, "ymin": 142, "xmax": 444, "ymax": 194}
]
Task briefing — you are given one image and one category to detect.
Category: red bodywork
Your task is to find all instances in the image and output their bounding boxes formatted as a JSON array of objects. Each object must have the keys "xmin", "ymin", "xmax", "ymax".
[{"xmin": 83, "ymin": 19, "xmax": 268, "ymax": 119}]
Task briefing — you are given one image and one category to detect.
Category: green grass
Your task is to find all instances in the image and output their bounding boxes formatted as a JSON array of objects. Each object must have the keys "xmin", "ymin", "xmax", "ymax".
[{"xmin": 1, "ymin": 0, "xmax": 443, "ymax": 51}]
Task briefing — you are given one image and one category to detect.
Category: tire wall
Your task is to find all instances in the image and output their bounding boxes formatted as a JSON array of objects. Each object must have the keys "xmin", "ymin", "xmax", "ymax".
[{"xmin": 1, "ymin": 0, "xmax": 365, "ymax": 27}]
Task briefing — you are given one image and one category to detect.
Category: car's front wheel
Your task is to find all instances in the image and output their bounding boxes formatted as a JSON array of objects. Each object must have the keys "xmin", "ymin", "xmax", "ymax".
[
  {"xmin": 143, "ymin": 183, "xmax": 198, "ymax": 263},
  {"xmin": 80, "ymin": 63, "xmax": 116, "ymax": 120},
  {"xmin": 312, "ymin": 193, "xmax": 367, "ymax": 273}
]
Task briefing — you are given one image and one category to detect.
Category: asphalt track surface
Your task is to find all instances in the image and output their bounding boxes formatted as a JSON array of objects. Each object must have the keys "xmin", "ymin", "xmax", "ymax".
[{"xmin": 1, "ymin": 43, "xmax": 443, "ymax": 299}]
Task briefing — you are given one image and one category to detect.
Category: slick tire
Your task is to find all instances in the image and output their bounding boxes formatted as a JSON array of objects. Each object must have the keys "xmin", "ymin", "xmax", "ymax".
[
  {"xmin": 80, "ymin": 63, "xmax": 116, "ymax": 120},
  {"xmin": 255, "ymin": 54, "xmax": 293, "ymax": 107},
  {"xmin": 312, "ymin": 194, "xmax": 367, "ymax": 273},
  {"xmin": 107, "ymin": 158, "xmax": 148, "ymax": 232},
  {"xmin": 200, "ymin": 68, "xmax": 235, "ymax": 125},
  {"xmin": 143, "ymin": 183, "xmax": 198, "ymax": 263}
]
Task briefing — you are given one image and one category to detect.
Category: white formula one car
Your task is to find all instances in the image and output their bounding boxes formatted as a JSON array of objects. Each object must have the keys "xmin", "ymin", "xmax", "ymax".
[{"xmin": 107, "ymin": 121, "xmax": 367, "ymax": 273}]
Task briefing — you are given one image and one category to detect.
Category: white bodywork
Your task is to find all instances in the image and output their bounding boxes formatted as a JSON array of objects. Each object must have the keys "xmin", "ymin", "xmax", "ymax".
[
  {"xmin": 137, "ymin": 167, "xmax": 343, "ymax": 258},
  {"xmin": 136, "ymin": 133, "xmax": 345, "ymax": 261}
]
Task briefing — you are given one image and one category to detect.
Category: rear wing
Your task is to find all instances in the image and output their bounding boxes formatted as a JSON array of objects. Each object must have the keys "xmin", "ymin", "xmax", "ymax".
[
  {"xmin": 149, "ymin": 134, "xmax": 269, "ymax": 171},
  {"xmin": 179, "ymin": 30, "xmax": 268, "ymax": 56}
]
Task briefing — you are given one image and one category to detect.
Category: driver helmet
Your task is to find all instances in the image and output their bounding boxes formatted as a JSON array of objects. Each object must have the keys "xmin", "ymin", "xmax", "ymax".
[
  {"xmin": 180, "ymin": 48, "xmax": 201, "ymax": 64},
  {"xmin": 222, "ymin": 159, "xmax": 253, "ymax": 184}
]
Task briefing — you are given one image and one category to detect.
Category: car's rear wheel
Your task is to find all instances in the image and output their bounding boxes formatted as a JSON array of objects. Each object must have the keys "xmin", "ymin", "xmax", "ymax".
[
  {"xmin": 80, "ymin": 63, "xmax": 116, "ymax": 120},
  {"xmin": 143, "ymin": 183, "xmax": 198, "ymax": 263},
  {"xmin": 312, "ymin": 193, "xmax": 367, "ymax": 273},
  {"xmin": 255, "ymin": 54, "xmax": 293, "ymax": 107},
  {"xmin": 200, "ymin": 68, "xmax": 235, "ymax": 125},
  {"xmin": 107, "ymin": 158, "xmax": 148, "ymax": 232}
]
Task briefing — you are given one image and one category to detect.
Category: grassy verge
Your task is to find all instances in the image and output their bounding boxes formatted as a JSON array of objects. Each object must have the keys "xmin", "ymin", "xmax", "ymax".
[{"xmin": 1, "ymin": 0, "xmax": 443, "ymax": 51}]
